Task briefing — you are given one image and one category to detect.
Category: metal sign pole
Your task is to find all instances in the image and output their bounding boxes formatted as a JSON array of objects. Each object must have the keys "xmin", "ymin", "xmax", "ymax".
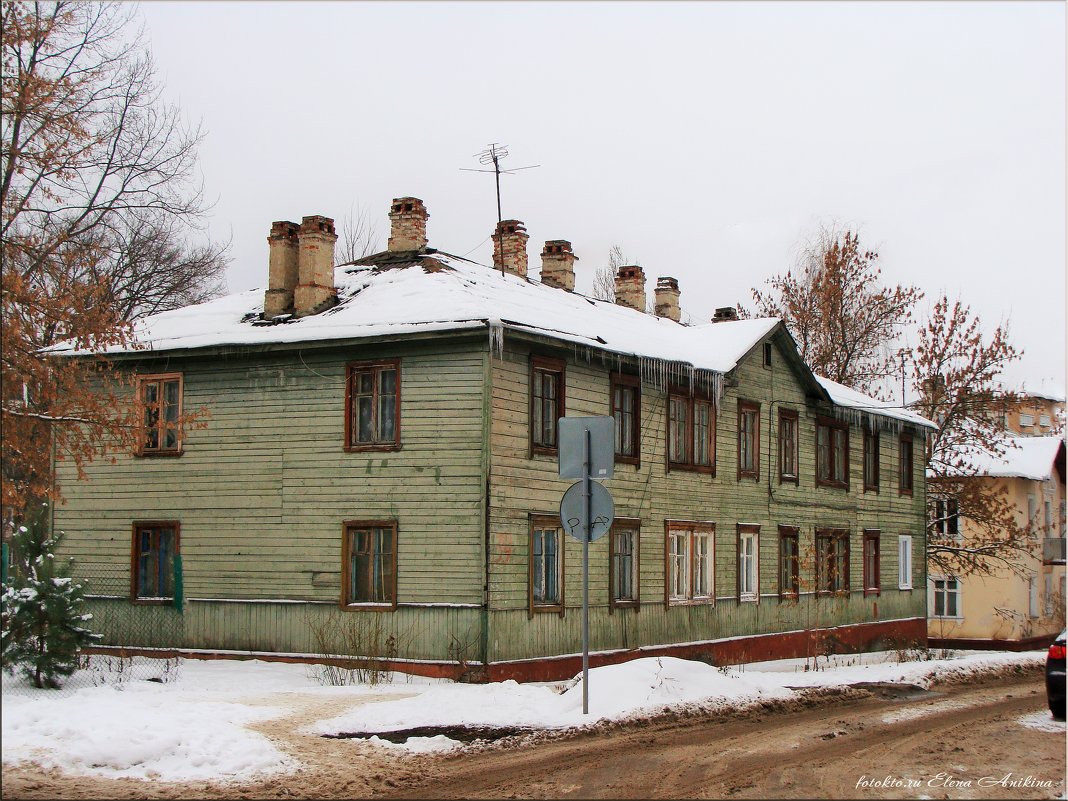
[{"xmin": 582, "ymin": 426, "xmax": 591, "ymax": 716}]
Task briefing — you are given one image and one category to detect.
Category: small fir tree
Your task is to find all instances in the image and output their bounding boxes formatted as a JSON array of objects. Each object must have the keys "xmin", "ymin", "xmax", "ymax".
[{"xmin": 1, "ymin": 513, "xmax": 100, "ymax": 688}]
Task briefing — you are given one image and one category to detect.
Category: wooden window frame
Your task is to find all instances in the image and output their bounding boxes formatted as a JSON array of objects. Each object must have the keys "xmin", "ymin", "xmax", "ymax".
[
  {"xmin": 898, "ymin": 534, "xmax": 913, "ymax": 590},
  {"xmin": 815, "ymin": 416, "xmax": 849, "ymax": 489},
  {"xmin": 862, "ymin": 425, "xmax": 880, "ymax": 493},
  {"xmin": 341, "ymin": 520, "xmax": 398, "ymax": 610},
  {"xmin": 932, "ymin": 496, "xmax": 960, "ymax": 542},
  {"xmin": 778, "ymin": 409, "xmax": 799, "ymax": 485},
  {"xmin": 130, "ymin": 521, "xmax": 180, "ymax": 604},
  {"xmin": 737, "ymin": 400, "xmax": 760, "ymax": 481},
  {"xmin": 530, "ymin": 356, "xmax": 566, "ymax": 457},
  {"xmin": 815, "ymin": 528, "xmax": 850, "ymax": 596},
  {"xmin": 345, "ymin": 359, "xmax": 401, "ymax": 452},
  {"xmin": 609, "ymin": 518, "xmax": 641, "ymax": 612},
  {"xmin": 529, "ymin": 515, "xmax": 565, "ymax": 617},
  {"xmin": 862, "ymin": 529, "xmax": 880, "ymax": 597},
  {"xmin": 898, "ymin": 434, "xmax": 914, "ymax": 496},
  {"xmin": 778, "ymin": 525, "xmax": 800, "ymax": 599},
  {"xmin": 931, "ymin": 575, "xmax": 961, "ymax": 618},
  {"xmin": 666, "ymin": 389, "xmax": 716, "ymax": 475},
  {"xmin": 610, "ymin": 373, "xmax": 641, "ymax": 466},
  {"xmin": 136, "ymin": 373, "xmax": 184, "ymax": 457},
  {"xmin": 737, "ymin": 524, "xmax": 760, "ymax": 603},
  {"xmin": 664, "ymin": 521, "xmax": 715, "ymax": 607},
  {"xmin": 762, "ymin": 341, "xmax": 773, "ymax": 367}
]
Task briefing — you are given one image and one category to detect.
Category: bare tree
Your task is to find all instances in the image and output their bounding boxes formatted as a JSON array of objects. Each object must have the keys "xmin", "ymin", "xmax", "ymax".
[
  {"xmin": 335, "ymin": 202, "xmax": 381, "ymax": 265},
  {"xmin": 592, "ymin": 244, "xmax": 636, "ymax": 302}
]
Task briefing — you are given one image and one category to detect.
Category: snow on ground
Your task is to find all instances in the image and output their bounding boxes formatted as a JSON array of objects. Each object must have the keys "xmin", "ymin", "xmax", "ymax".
[
  {"xmin": 1018, "ymin": 711, "xmax": 1066, "ymax": 734},
  {"xmin": 1, "ymin": 650, "xmax": 1052, "ymax": 783}
]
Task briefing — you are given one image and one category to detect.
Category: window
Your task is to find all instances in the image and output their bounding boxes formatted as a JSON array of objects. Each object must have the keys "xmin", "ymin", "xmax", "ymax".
[
  {"xmin": 816, "ymin": 418, "xmax": 848, "ymax": 488},
  {"xmin": 737, "ymin": 401, "xmax": 760, "ymax": 480},
  {"xmin": 1044, "ymin": 500, "xmax": 1052, "ymax": 535},
  {"xmin": 862, "ymin": 530, "xmax": 880, "ymax": 596},
  {"xmin": 898, "ymin": 535, "xmax": 913, "ymax": 589},
  {"xmin": 1027, "ymin": 495, "xmax": 1037, "ymax": 531},
  {"xmin": 737, "ymin": 525, "xmax": 759, "ymax": 602},
  {"xmin": 132, "ymin": 522, "xmax": 179, "ymax": 602},
  {"xmin": 610, "ymin": 521, "xmax": 640, "ymax": 610},
  {"xmin": 1019, "ymin": 413, "xmax": 1034, "ymax": 429},
  {"xmin": 342, "ymin": 521, "xmax": 397, "ymax": 607},
  {"xmin": 778, "ymin": 409, "xmax": 799, "ymax": 484},
  {"xmin": 862, "ymin": 426, "xmax": 879, "ymax": 492},
  {"xmin": 779, "ymin": 526, "xmax": 800, "ymax": 598},
  {"xmin": 815, "ymin": 529, "xmax": 849, "ymax": 595},
  {"xmin": 666, "ymin": 522, "xmax": 714, "ymax": 604},
  {"xmin": 531, "ymin": 357, "xmax": 565, "ymax": 454},
  {"xmin": 137, "ymin": 374, "xmax": 183, "ymax": 455},
  {"xmin": 1040, "ymin": 414, "xmax": 1052, "ymax": 428},
  {"xmin": 1028, "ymin": 576, "xmax": 1039, "ymax": 618},
  {"xmin": 611, "ymin": 374, "xmax": 640, "ymax": 464},
  {"xmin": 932, "ymin": 497, "xmax": 960, "ymax": 541},
  {"xmin": 530, "ymin": 516, "xmax": 563, "ymax": 614},
  {"xmin": 898, "ymin": 435, "xmax": 914, "ymax": 495},
  {"xmin": 346, "ymin": 360, "xmax": 400, "ymax": 451},
  {"xmin": 763, "ymin": 342, "xmax": 772, "ymax": 367},
  {"xmin": 931, "ymin": 576, "xmax": 961, "ymax": 617},
  {"xmin": 667, "ymin": 391, "xmax": 715, "ymax": 473}
]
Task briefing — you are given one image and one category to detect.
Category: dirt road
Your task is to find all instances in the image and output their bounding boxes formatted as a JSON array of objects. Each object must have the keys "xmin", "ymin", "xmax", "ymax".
[{"xmin": 3, "ymin": 667, "xmax": 1064, "ymax": 800}]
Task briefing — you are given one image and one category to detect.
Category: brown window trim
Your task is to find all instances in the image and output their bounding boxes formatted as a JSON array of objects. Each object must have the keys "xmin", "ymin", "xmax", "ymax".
[
  {"xmin": 862, "ymin": 529, "xmax": 881, "ymax": 597},
  {"xmin": 130, "ymin": 521, "xmax": 181, "ymax": 605},
  {"xmin": 815, "ymin": 416, "xmax": 850, "ymax": 490},
  {"xmin": 737, "ymin": 400, "xmax": 760, "ymax": 481},
  {"xmin": 530, "ymin": 356, "xmax": 566, "ymax": 457},
  {"xmin": 340, "ymin": 520, "xmax": 399, "ymax": 610},
  {"xmin": 608, "ymin": 517, "xmax": 641, "ymax": 612},
  {"xmin": 778, "ymin": 408, "xmax": 799, "ymax": 485},
  {"xmin": 664, "ymin": 520, "xmax": 716, "ymax": 608},
  {"xmin": 778, "ymin": 525, "xmax": 800, "ymax": 600},
  {"xmin": 345, "ymin": 359, "xmax": 402, "ymax": 453},
  {"xmin": 610, "ymin": 372, "xmax": 641, "ymax": 467},
  {"xmin": 666, "ymin": 387, "xmax": 716, "ymax": 475},
  {"xmin": 863, "ymin": 425, "xmax": 880, "ymax": 493},
  {"xmin": 736, "ymin": 523, "xmax": 760, "ymax": 603},
  {"xmin": 529, "ymin": 514, "xmax": 565, "ymax": 618},
  {"xmin": 815, "ymin": 527, "xmax": 850, "ymax": 597},
  {"xmin": 898, "ymin": 433, "xmax": 915, "ymax": 496},
  {"xmin": 135, "ymin": 373, "xmax": 184, "ymax": 457}
]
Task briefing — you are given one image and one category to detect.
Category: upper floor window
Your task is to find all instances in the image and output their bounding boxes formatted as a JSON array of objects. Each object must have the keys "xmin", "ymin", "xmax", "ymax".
[
  {"xmin": 816, "ymin": 417, "xmax": 848, "ymax": 489},
  {"xmin": 132, "ymin": 521, "xmax": 179, "ymax": 602},
  {"xmin": 342, "ymin": 521, "xmax": 397, "ymax": 607},
  {"xmin": 778, "ymin": 409, "xmax": 799, "ymax": 484},
  {"xmin": 932, "ymin": 496, "xmax": 960, "ymax": 541},
  {"xmin": 737, "ymin": 401, "xmax": 759, "ymax": 480},
  {"xmin": 668, "ymin": 391, "xmax": 714, "ymax": 473},
  {"xmin": 737, "ymin": 524, "xmax": 759, "ymax": 602},
  {"xmin": 816, "ymin": 528, "xmax": 849, "ymax": 595},
  {"xmin": 1019, "ymin": 413, "xmax": 1034, "ymax": 429},
  {"xmin": 346, "ymin": 360, "xmax": 400, "ymax": 451},
  {"xmin": 610, "ymin": 521, "xmax": 640, "ymax": 610},
  {"xmin": 138, "ymin": 374, "xmax": 183, "ymax": 456},
  {"xmin": 531, "ymin": 357, "xmax": 565, "ymax": 455},
  {"xmin": 898, "ymin": 434, "xmax": 914, "ymax": 495},
  {"xmin": 666, "ymin": 522, "xmax": 714, "ymax": 604},
  {"xmin": 611, "ymin": 373, "xmax": 640, "ymax": 464},
  {"xmin": 863, "ymin": 426, "xmax": 879, "ymax": 492},
  {"xmin": 530, "ymin": 516, "xmax": 564, "ymax": 615}
]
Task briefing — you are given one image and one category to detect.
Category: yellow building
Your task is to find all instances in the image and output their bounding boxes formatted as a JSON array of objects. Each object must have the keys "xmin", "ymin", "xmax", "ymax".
[{"xmin": 928, "ymin": 392, "xmax": 1066, "ymax": 648}]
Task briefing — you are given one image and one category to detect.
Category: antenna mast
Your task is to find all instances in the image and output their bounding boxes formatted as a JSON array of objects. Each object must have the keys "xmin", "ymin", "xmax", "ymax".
[{"xmin": 460, "ymin": 143, "xmax": 539, "ymax": 274}]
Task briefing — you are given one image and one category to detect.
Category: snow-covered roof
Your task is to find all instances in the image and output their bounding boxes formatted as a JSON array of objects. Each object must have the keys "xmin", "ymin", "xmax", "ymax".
[
  {"xmin": 938, "ymin": 434, "xmax": 1066, "ymax": 480},
  {"xmin": 814, "ymin": 375, "xmax": 937, "ymax": 430}
]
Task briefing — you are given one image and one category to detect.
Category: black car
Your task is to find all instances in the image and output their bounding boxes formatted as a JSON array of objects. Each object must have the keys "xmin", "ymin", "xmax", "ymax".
[{"xmin": 1047, "ymin": 629, "xmax": 1066, "ymax": 720}]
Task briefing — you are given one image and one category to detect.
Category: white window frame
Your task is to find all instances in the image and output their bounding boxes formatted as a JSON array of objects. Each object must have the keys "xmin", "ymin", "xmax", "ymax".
[
  {"xmin": 738, "ymin": 526, "xmax": 759, "ymax": 602},
  {"xmin": 930, "ymin": 575, "xmax": 962, "ymax": 618},
  {"xmin": 1028, "ymin": 576, "xmax": 1039, "ymax": 618},
  {"xmin": 898, "ymin": 535, "xmax": 913, "ymax": 590},
  {"xmin": 1019, "ymin": 413, "xmax": 1034, "ymax": 428},
  {"xmin": 1040, "ymin": 414, "xmax": 1052, "ymax": 428}
]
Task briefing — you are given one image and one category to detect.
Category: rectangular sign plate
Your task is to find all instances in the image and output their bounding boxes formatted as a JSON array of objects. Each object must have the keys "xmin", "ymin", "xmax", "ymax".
[{"xmin": 558, "ymin": 416, "xmax": 615, "ymax": 479}]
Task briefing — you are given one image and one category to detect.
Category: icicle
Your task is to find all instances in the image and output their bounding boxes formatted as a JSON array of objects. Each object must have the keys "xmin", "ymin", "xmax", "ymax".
[{"xmin": 487, "ymin": 319, "xmax": 504, "ymax": 359}]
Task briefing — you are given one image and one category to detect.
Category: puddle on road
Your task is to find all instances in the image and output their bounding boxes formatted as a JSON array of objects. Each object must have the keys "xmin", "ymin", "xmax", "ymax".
[{"xmin": 324, "ymin": 725, "xmax": 539, "ymax": 744}]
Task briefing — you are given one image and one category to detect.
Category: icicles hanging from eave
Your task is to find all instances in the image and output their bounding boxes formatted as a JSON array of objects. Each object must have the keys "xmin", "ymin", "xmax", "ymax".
[
  {"xmin": 488, "ymin": 319, "xmax": 504, "ymax": 359},
  {"xmin": 638, "ymin": 356, "xmax": 724, "ymax": 410},
  {"xmin": 831, "ymin": 406, "xmax": 906, "ymax": 436}
]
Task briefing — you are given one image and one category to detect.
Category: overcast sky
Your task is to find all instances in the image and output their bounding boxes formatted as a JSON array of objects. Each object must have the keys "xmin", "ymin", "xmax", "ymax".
[{"xmin": 138, "ymin": 1, "xmax": 1065, "ymax": 392}]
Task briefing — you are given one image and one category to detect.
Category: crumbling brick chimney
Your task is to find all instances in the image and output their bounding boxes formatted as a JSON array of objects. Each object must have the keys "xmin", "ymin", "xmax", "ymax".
[
  {"xmin": 614, "ymin": 265, "xmax": 646, "ymax": 312},
  {"xmin": 264, "ymin": 221, "xmax": 300, "ymax": 318},
  {"xmin": 712, "ymin": 306, "xmax": 739, "ymax": 323},
  {"xmin": 540, "ymin": 240, "xmax": 578, "ymax": 291},
  {"xmin": 293, "ymin": 215, "xmax": 338, "ymax": 318},
  {"xmin": 654, "ymin": 276, "xmax": 681, "ymax": 322},
  {"xmin": 493, "ymin": 220, "xmax": 529, "ymax": 278},
  {"xmin": 388, "ymin": 197, "xmax": 429, "ymax": 252}
]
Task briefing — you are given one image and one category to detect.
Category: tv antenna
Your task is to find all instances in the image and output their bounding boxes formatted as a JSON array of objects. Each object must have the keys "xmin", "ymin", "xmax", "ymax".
[{"xmin": 460, "ymin": 143, "xmax": 540, "ymax": 255}]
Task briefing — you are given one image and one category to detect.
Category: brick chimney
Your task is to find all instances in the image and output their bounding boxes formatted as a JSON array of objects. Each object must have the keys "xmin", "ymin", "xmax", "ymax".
[
  {"xmin": 654, "ymin": 276, "xmax": 681, "ymax": 322},
  {"xmin": 712, "ymin": 306, "xmax": 739, "ymax": 323},
  {"xmin": 264, "ymin": 221, "xmax": 300, "ymax": 318},
  {"xmin": 540, "ymin": 240, "xmax": 578, "ymax": 291},
  {"xmin": 293, "ymin": 215, "xmax": 338, "ymax": 318},
  {"xmin": 614, "ymin": 265, "xmax": 646, "ymax": 312},
  {"xmin": 388, "ymin": 197, "xmax": 429, "ymax": 251},
  {"xmin": 493, "ymin": 220, "xmax": 529, "ymax": 278}
]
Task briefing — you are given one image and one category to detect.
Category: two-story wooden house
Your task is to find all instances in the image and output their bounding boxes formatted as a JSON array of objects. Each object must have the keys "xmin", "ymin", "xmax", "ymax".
[{"xmin": 52, "ymin": 197, "xmax": 935, "ymax": 681}]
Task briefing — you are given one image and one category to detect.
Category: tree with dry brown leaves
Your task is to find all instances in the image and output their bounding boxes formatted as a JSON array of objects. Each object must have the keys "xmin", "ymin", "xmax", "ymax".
[
  {"xmin": 2, "ymin": 1, "xmax": 218, "ymax": 531},
  {"xmin": 748, "ymin": 225, "xmax": 922, "ymax": 398}
]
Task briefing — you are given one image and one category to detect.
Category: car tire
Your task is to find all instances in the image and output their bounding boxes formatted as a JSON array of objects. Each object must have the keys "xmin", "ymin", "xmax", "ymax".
[{"xmin": 1050, "ymin": 700, "xmax": 1066, "ymax": 721}]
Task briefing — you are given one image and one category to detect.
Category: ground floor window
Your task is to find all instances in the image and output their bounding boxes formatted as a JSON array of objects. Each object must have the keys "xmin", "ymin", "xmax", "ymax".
[
  {"xmin": 863, "ymin": 530, "xmax": 880, "ymax": 596},
  {"xmin": 610, "ymin": 522, "xmax": 640, "ymax": 610},
  {"xmin": 342, "ymin": 521, "xmax": 397, "ymax": 607},
  {"xmin": 778, "ymin": 526, "xmax": 800, "ymax": 598},
  {"xmin": 530, "ymin": 517, "xmax": 564, "ymax": 614},
  {"xmin": 816, "ymin": 529, "xmax": 849, "ymax": 595},
  {"xmin": 132, "ymin": 522, "xmax": 179, "ymax": 601},
  {"xmin": 737, "ymin": 525, "xmax": 759, "ymax": 602},
  {"xmin": 898, "ymin": 535, "xmax": 913, "ymax": 590},
  {"xmin": 666, "ymin": 522, "xmax": 714, "ymax": 604},
  {"xmin": 931, "ymin": 576, "xmax": 961, "ymax": 618}
]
